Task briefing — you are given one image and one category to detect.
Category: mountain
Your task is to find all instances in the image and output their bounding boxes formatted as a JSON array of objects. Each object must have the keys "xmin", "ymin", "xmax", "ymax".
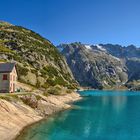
[
  {"xmin": 0, "ymin": 21, "xmax": 77, "ymax": 89},
  {"xmin": 58, "ymin": 43, "xmax": 140, "ymax": 89}
]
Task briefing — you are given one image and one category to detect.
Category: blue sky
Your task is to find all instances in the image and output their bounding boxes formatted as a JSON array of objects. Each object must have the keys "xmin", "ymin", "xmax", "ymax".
[{"xmin": 1, "ymin": 0, "xmax": 140, "ymax": 46}]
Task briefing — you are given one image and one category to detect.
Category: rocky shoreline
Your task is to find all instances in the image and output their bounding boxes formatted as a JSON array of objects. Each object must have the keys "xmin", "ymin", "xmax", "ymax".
[{"xmin": 0, "ymin": 92, "xmax": 82, "ymax": 140}]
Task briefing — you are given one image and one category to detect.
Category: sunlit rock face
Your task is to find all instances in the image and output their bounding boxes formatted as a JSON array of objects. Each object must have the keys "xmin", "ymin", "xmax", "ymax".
[{"xmin": 58, "ymin": 43, "xmax": 140, "ymax": 89}]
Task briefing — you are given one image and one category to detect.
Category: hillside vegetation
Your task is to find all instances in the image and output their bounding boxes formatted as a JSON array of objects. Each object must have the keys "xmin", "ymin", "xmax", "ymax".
[{"xmin": 0, "ymin": 21, "xmax": 77, "ymax": 89}]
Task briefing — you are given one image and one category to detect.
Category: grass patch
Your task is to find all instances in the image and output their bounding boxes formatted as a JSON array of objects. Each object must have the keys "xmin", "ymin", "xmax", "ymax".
[{"xmin": 0, "ymin": 95, "xmax": 12, "ymax": 101}]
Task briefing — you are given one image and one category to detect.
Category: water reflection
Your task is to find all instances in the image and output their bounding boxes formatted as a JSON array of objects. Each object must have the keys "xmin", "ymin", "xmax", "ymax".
[
  {"xmin": 112, "ymin": 96, "xmax": 127, "ymax": 113},
  {"xmin": 102, "ymin": 96, "xmax": 127, "ymax": 113},
  {"xmin": 83, "ymin": 122, "xmax": 91, "ymax": 138}
]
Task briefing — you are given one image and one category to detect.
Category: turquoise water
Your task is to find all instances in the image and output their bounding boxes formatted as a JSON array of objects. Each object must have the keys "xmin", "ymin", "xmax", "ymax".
[{"xmin": 17, "ymin": 90, "xmax": 140, "ymax": 140}]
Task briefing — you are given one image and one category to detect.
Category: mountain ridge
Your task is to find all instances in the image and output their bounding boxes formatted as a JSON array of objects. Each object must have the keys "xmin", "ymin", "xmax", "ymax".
[{"xmin": 58, "ymin": 42, "xmax": 140, "ymax": 89}]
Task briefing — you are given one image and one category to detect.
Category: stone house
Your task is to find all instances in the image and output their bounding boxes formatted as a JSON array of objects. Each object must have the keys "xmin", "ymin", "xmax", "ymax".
[{"xmin": 0, "ymin": 63, "xmax": 17, "ymax": 93}]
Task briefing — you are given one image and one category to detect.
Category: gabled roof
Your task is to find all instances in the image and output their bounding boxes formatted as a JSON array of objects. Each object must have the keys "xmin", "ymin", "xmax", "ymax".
[{"xmin": 0, "ymin": 63, "xmax": 16, "ymax": 73}]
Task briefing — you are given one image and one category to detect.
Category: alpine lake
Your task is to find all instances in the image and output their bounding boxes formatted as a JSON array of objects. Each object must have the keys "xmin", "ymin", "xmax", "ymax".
[{"xmin": 16, "ymin": 90, "xmax": 140, "ymax": 140}]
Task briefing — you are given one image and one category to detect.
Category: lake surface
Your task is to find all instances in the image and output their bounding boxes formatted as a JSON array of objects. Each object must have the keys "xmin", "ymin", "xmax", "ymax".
[{"xmin": 16, "ymin": 90, "xmax": 140, "ymax": 140}]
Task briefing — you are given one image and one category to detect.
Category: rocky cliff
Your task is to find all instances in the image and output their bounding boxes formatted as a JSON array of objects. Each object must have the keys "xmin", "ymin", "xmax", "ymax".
[
  {"xmin": 58, "ymin": 43, "xmax": 140, "ymax": 89},
  {"xmin": 0, "ymin": 21, "xmax": 77, "ymax": 89}
]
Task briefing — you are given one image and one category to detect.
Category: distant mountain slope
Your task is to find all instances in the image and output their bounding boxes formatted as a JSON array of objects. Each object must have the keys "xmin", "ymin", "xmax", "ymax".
[
  {"xmin": 58, "ymin": 43, "xmax": 140, "ymax": 89},
  {"xmin": 98, "ymin": 44, "xmax": 140, "ymax": 58},
  {"xmin": 0, "ymin": 21, "xmax": 77, "ymax": 89}
]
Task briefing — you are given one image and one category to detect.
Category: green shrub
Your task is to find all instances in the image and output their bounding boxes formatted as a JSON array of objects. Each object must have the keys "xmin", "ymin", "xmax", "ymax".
[
  {"xmin": 66, "ymin": 84, "xmax": 76, "ymax": 89},
  {"xmin": 66, "ymin": 89, "xmax": 73, "ymax": 94},
  {"xmin": 47, "ymin": 87, "xmax": 61, "ymax": 95},
  {"xmin": 43, "ymin": 91, "xmax": 49, "ymax": 97},
  {"xmin": 31, "ymin": 69, "xmax": 38, "ymax": 74},
  {"xmin": 54, "ymin": 76, "xmax": 66, "ymax": 85},
  {"xmin": 36, "ymin": 80, "xmax": 41, "ymax": 88},
  {"xmin": 40, "ymin": 65, "xmax": 58, "ymax": 78},
  {"xmin": 46, "ymin": 78, "xmax": 56, "ymax": 86},
  {"xmin": 16, "ymin": 64, "xmax": 29, "ymax": 76},
  {"xmin": 35, "ymin": 95, "xmax": 42, "ymax": 100}
]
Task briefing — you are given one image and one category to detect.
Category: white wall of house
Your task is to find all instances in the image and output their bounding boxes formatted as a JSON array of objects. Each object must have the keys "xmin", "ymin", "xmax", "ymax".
[
  {"xmin": 9, "ymin": 67, "xmax": 17, "ymax": 93},
  {"xmin": 0, "ymin": 67, "xmax": 17, "ymax": 93}
]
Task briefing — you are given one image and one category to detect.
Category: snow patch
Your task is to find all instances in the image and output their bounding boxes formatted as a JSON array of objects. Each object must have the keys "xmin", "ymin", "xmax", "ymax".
[
  {"xmin": 85, "ymin": 45, "xmax": 92, "ymax": 50},
  {"xmin": 110, "ymin": 55, "xmax": 120, "ymax": 61},
  {"xmin": 96, "ymin": 44, "xmax": 106, "ymax": 51},
  {"xmin": 85, "ymin": 63, "xmax": 91, "ymax": 71}
]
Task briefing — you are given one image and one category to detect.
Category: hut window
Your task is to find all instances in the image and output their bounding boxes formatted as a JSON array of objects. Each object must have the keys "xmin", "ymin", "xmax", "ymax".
[{"xmin": 3, "ymin": 74, "xmax": 8, "ymax": 80}]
